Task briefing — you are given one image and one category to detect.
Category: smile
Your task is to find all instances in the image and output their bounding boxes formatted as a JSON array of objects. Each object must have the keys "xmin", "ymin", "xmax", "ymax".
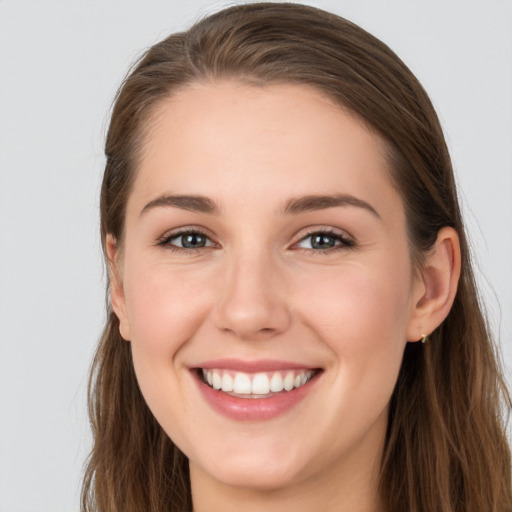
[
  {"xmin": 200, "ymin": 368, "xmax": 315, "ymax": 398},
  {"xmin": 193, "ymin": 362, "xmax": 322, "ymax": 421}
]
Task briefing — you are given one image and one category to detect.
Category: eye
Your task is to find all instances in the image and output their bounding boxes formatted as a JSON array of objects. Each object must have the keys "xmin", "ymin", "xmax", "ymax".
[
  {"xmin": 158, "ymin": 230, "xmax": 217, "ymax": 250},
  {"xmin": 295, "ymin": 230, "xmax": 354, "ymax": 251}
]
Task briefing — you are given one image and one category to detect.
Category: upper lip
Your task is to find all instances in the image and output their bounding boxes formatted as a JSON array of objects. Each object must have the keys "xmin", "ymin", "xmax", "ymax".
[{"xmin": 192, "ymin": 358, "xmax": 320, "ymax": 373}]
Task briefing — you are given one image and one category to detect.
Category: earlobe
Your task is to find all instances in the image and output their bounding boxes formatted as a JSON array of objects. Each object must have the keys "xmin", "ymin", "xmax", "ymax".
[
  {"xmin": 407, "ymin": 227, "xmax": 461, "ymax": 342},
  {"xmin": 105, "ymin": 234, "xmax": 131, "ymax": 341}
]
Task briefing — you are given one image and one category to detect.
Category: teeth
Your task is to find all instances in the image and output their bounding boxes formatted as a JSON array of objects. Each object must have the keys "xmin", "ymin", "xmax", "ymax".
[
  {"xmin": 212, "ymin": 372, "xmax": 221, "ymax": 390},
  {"xmin": 233, "ymin": 372, "xmax": 252, "ymax": 394},
  {"xmin": 251, "ymin": 373, "xmax": 270, "ymax": 395},
  {"xmin": 221, "ymin": 373, "xmax": 234, "ymax": 392},
  {"xmin": 270, "ymin": 372, "xmax": 283, "ymax": 392},
  {"xmin": 201, "ymin": 368, "xmax": 315, "ymax": 397},
  {"xmin": 283, "ymin": 372, "xmax": 295, "ymax": 391}
]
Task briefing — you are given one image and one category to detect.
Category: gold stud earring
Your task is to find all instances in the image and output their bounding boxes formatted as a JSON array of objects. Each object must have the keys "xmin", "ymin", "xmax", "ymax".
[{"xmin": 421, "ymin": 333, "xmax": 428, "ymax": 344}]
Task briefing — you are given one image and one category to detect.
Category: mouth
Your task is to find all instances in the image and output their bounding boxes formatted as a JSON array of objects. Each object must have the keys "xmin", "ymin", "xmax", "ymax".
[
  {"xmin": 192, "ymin": 359, "xmax": 323, "ymax": 420},
  {"xmin": 198, "ymin": 368, "xmax": 319, "ymax": 399}
]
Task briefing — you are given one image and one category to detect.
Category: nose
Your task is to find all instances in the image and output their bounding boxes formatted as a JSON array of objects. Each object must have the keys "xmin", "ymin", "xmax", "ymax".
[{"xmin": 212, "ymin": 249, "xmax": 292, "ymax": 341}]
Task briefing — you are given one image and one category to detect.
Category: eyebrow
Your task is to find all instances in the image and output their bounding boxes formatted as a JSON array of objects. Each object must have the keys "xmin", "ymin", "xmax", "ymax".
[
  {"xmin": 282, "ymin": 194, "xmax": 381, "ymax": 218},
  {"xmin": 140, "ymin": 194, "xmax": 221, "ymax": 216},
  {"xmin": 140, "ymin": 192, "xmax": 380, "ymax": 219}
]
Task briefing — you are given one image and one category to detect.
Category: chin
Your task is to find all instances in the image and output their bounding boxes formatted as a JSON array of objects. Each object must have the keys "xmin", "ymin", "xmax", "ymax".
[
  {"xmin": 190, "ymin": 443, "xmax": 310, "ymax": 492},
  {"xmin": 208, "ymin": 464, "xmax": 302, "ymax": 492}
]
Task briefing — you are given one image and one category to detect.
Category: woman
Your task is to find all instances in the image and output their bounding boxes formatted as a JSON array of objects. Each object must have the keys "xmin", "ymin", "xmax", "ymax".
[{"xmin": 82, "ymin": 3, "xmax": 512, "ymax": 511}]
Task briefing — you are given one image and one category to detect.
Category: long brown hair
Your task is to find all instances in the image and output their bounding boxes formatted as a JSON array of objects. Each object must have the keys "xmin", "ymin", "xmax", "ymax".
[{"xmin": 82, "ymin": 3, "xmax": 512, "ymax": 511}]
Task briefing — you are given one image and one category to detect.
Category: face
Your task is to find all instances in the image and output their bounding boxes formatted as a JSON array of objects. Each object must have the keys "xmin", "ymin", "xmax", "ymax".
[{"xmin": 111, "ymin": 81, "xmax": 424, "ymax": 495}]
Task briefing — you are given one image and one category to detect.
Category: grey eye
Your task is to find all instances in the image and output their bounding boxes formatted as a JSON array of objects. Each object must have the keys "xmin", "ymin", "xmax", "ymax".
[
  {"xmin": 184, "ymin": 233, "xmax": 206, "ymax": 248},
  {"xmin": 169, "ymin": 232, "xmax": 215, "ymax": 249},
  {"xmin": 297, "ymin": 233, "xmax": 341, "ymax": 250}
]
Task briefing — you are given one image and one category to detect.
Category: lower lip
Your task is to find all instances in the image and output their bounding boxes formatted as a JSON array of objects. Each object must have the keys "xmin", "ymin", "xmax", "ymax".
[{"xmin": 194, "ymin": 371, "xmax": 320, "ymax": 421}]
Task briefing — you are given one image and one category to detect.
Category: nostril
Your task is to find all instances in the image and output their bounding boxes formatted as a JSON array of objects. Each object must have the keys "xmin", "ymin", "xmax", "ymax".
[{"xmin": 222, "ymin": 327, "xmax": 276, "ymax": 338}]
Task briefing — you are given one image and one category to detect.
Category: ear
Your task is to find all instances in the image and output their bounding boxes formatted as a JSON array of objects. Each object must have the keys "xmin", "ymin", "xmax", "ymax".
[
  {"xmin": 406, "ymin": 227, "xmax": 461, "ymax": 342},
  {"xmin": 105, "ymin": 234, "xmax": 131, "ymax": 341}
]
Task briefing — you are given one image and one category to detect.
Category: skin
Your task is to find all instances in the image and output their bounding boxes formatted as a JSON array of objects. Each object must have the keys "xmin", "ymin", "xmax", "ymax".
[{"xmin": 108, "ymin": 81, "xmax": 460, "ymax": 512}]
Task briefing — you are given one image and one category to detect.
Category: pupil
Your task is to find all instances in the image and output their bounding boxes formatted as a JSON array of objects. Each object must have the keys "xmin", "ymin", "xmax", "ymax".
[
  {"xmin": 312, "ymin": 234, "xmax": 335, "ymax": 249},
  {"xmin": 182, "ymin": 233, "xmax": 205, "ymax": 248}
]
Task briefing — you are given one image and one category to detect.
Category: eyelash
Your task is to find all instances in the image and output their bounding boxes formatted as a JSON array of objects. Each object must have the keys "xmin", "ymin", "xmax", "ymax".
[
  {"xmin": 157, "ymin": 228, "xmax": 355, "ymax": 254},
  {"xmin": 157, "ymin": 229, "xmax": 217, "ymax": 253},
  {"xmin": 294, "ymin": 228, "xmax": 355, "ymax": 254}
]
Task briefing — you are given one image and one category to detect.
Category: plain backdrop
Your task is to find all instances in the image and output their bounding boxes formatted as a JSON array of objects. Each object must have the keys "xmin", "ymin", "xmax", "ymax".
[{"xmin": 0, "ymin": 1, "xmax": 511, "ymax": 510}]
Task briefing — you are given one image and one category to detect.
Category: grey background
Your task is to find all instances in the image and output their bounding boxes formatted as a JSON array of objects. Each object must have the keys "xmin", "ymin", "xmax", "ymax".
[{"xmin": 0, "ymin": 1, "xmax": 511, "ymax": 510}]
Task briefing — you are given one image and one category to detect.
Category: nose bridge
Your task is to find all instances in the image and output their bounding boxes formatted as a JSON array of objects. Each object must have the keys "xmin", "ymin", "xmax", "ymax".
[{"xmin": 213, "ymin": 239, "xmax": 290, "ymax": 340}]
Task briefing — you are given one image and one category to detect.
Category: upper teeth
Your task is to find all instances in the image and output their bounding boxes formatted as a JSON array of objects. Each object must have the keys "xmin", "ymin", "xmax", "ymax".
[{"xmin": 202, "ymin": 369, "xmax": 314, "ymax": 395}]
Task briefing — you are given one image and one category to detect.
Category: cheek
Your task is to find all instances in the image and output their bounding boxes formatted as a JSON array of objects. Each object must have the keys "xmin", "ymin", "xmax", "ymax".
[
  {"xmin": 291, "ymin": 260, "xmax": 411, "ymax": 449},
  {"xmin": 122, "ymin": 260, "xmax": 216, "ymax": 384},
  {"xmin": 121, "ymin": 261, "xmax": 219, "ymax": 434},
  {"xmin": 294, "ymin": 257, "xmax": 412, "ymax": 406},
  {"xmin": 298, "ymin": 261, "xmax": 412, "ymax": 345}
]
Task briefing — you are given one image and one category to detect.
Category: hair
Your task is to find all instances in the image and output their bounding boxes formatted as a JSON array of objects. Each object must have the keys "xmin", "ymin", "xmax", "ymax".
[{"xmin": 82, "ymin": 3, "xmax": 512, "ymax": 511}]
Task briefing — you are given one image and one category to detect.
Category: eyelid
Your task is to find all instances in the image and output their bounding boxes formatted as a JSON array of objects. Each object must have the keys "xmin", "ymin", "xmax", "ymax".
[
  {"xmin": 291, "ymin": 226, "xmax": 355, "ymax": 251},
  {"xmin": 155, "ymin": 225, "xmax": 355, "ymax": 252},
  {"xmin": 156, "ymin": 226, "xmax": 219, "ymax": 249}
]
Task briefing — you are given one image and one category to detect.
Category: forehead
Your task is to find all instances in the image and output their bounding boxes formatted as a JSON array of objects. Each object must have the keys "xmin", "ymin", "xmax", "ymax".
[{"xmin": 129, "ymin": 81, "xmax": 402, "ymax": 220}]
